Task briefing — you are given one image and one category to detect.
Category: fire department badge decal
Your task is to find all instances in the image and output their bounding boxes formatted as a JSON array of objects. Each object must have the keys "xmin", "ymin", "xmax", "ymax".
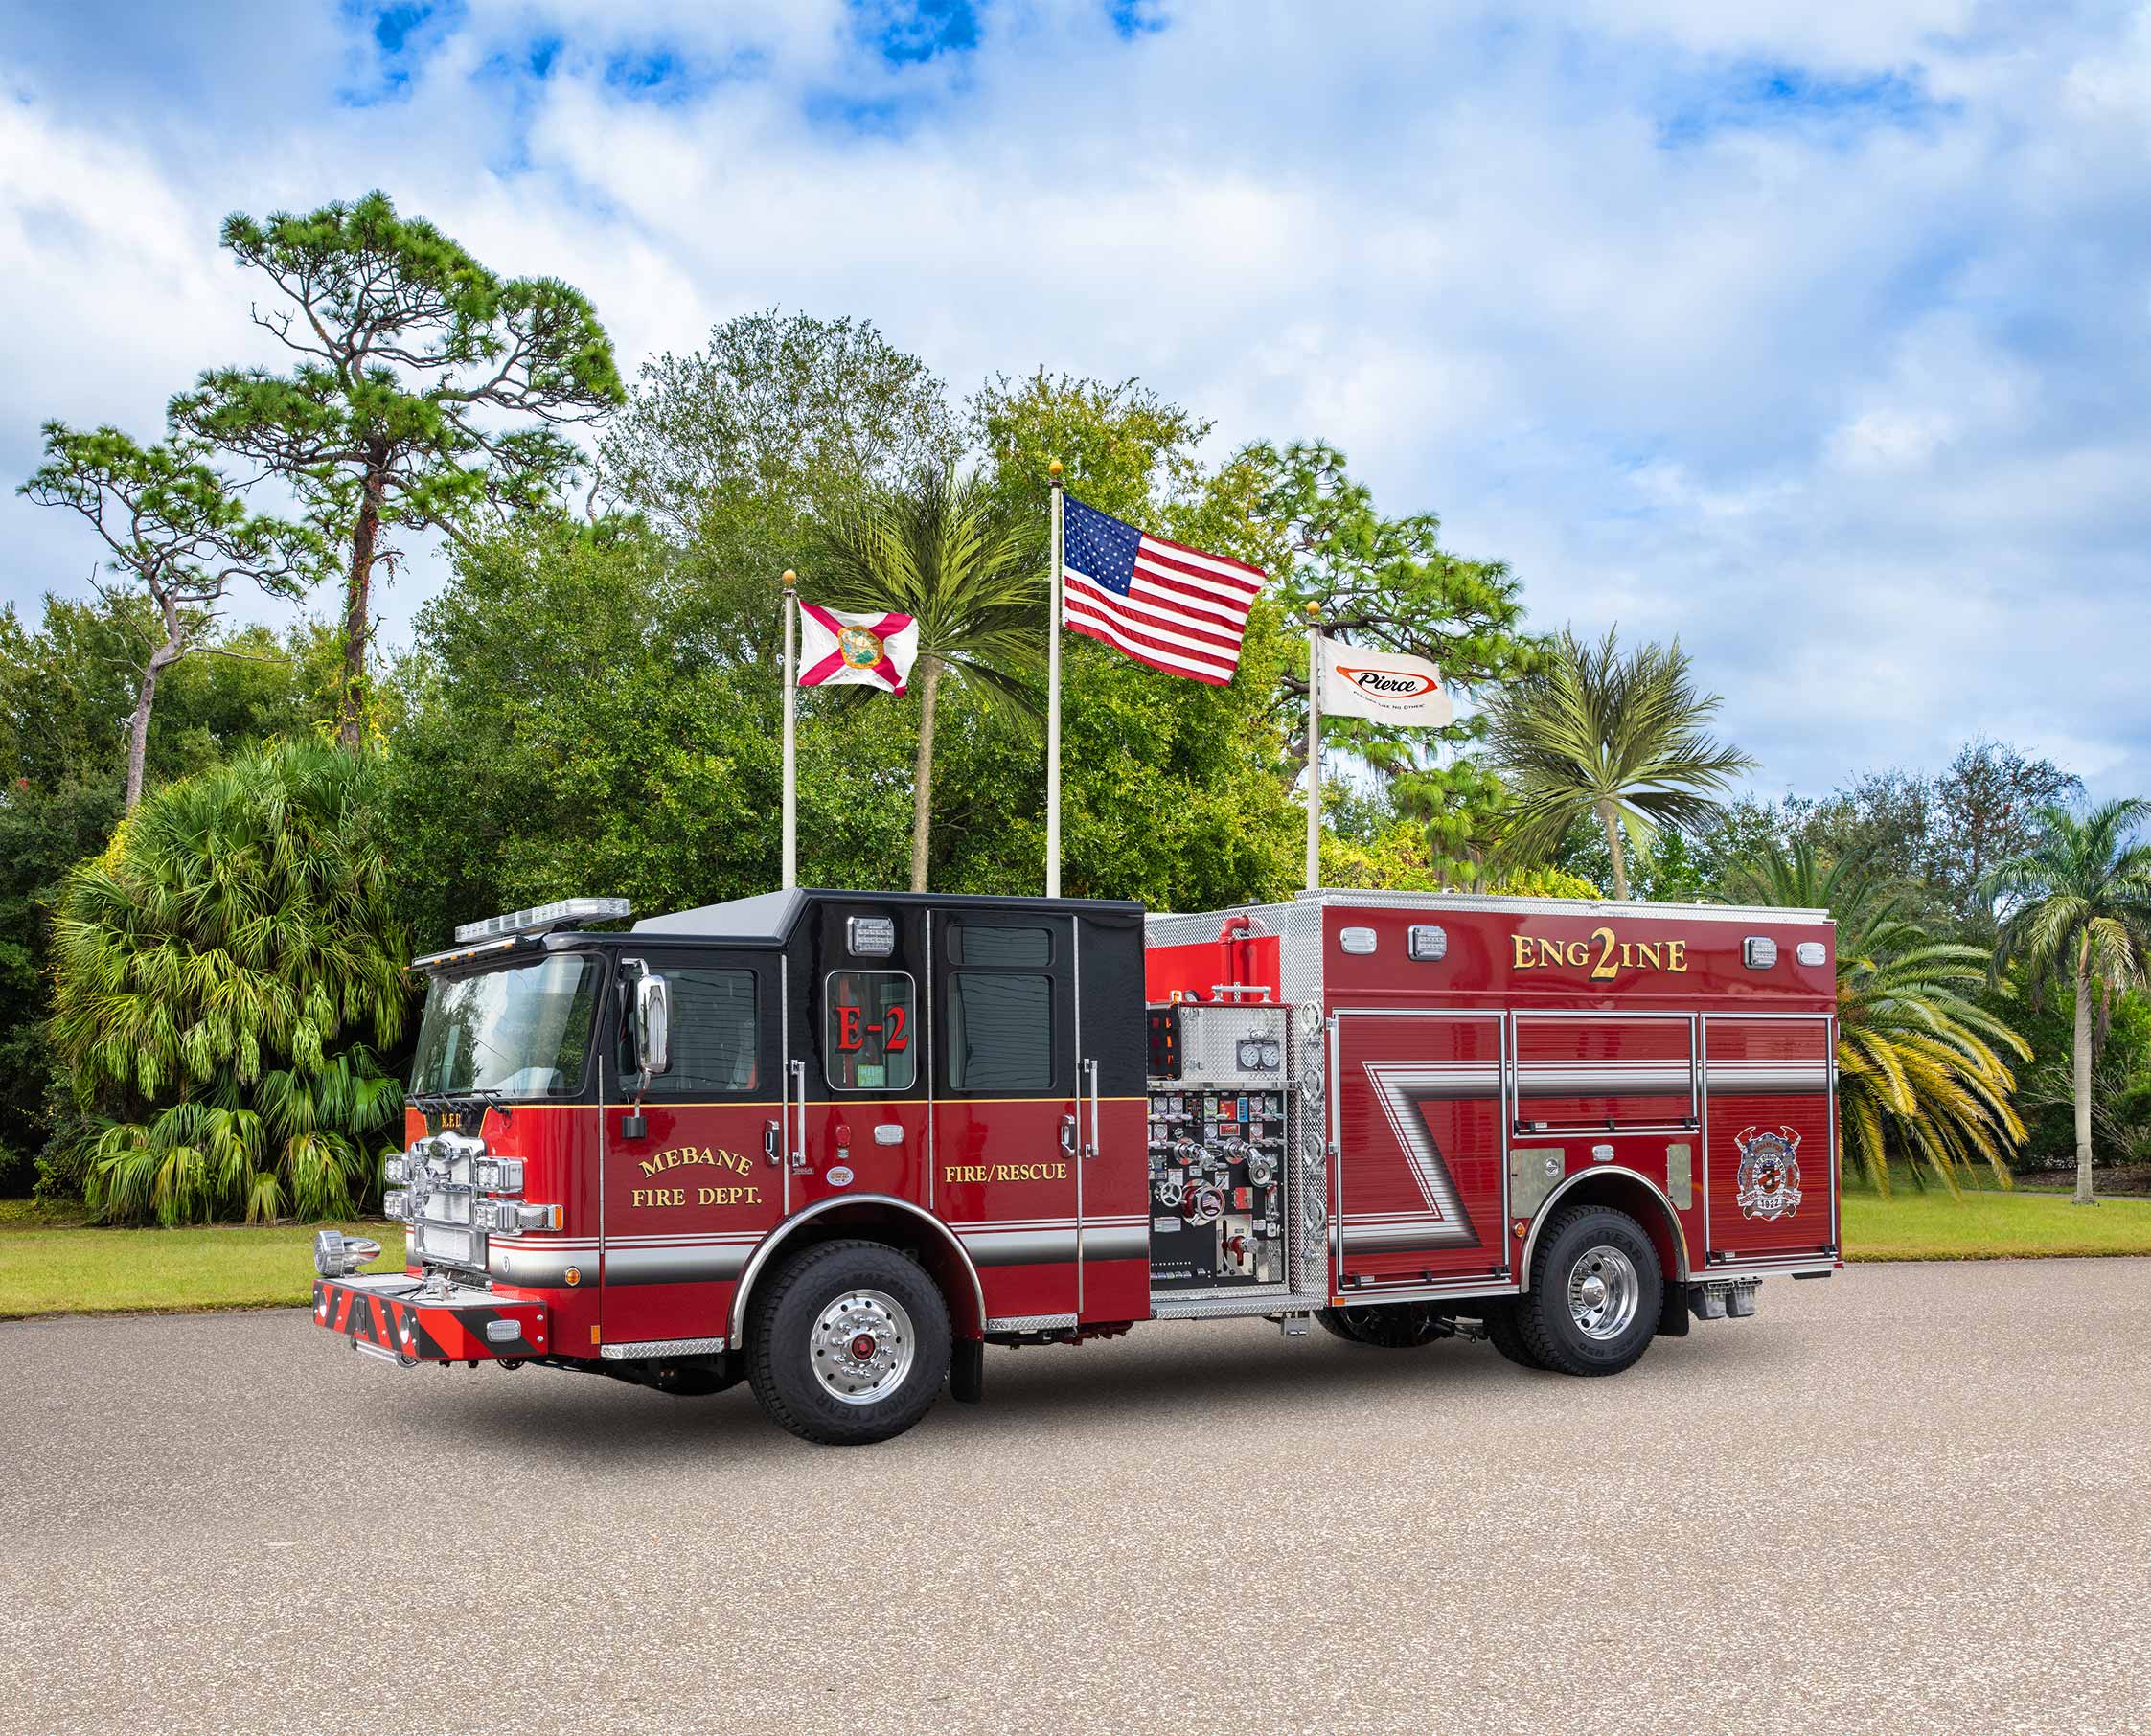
[{"xmin": 1734, "ymin": 1126, "xmax": 1804, "ymax": 1221}]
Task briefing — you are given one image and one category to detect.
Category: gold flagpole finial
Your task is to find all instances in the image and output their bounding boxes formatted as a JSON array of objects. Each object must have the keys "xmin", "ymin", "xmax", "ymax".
[
  {"xmin": 1047, "ymin": 458, "xmax": 1063, "ymax": 481},
  {"xmin": 782, "ymin": 569, "xmax": 796, "ymax": 589},
  {"xmin": 1306, "ymin": 602, "xmax": 1320, "ymax": 620}
]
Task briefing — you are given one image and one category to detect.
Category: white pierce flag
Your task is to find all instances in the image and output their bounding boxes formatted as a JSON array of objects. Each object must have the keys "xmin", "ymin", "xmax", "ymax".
[{"xmin": 1317, "ymin": 637, "xmax": 1454, "ymax": 727}]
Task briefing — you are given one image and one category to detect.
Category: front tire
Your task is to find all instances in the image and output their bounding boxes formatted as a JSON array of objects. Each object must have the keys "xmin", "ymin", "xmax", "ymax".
[
  {"xmin": 746, "ymin": 1240, "xmax": 951, "ymax": 1445},
  {"xmin": 1515, "ymin": 1205, "xmax": 1661, "ymax": 1377}
]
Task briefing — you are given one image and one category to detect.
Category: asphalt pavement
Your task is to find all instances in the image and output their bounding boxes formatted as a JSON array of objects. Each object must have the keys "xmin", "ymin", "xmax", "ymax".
[{"xmin": 4, "ymin": 1259, "xmax": 2146, "ymax": 1735}]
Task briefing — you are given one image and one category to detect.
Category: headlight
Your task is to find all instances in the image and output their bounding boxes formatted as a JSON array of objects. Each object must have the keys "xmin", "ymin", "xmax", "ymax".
[
  {"xmin": 382, "ymin": 1189, "xmax": 409, "ymax": 1222},
  {"xmin": 383, "ymin": 1155, "xmax": 408, "ymax": 1185},
  {"xmin": 473, "ymin": 1157, "xmax": 523, "ymax": 1193}
]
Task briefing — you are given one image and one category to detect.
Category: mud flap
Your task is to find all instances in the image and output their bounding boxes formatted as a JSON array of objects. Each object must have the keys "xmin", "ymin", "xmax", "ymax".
[
  {"xmin": 1658, "ymin": 1280, "xmax": 1691, "ymax": 1337},
  {"xmin": 950, "ymin": 1337, "xmax": 985, "ymax": 1404}
]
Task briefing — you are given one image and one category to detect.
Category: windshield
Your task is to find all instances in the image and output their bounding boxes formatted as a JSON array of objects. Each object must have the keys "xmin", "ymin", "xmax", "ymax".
[{"xmin": 410, "ymin": 952, "xmax": 600, "ymax": 1099}]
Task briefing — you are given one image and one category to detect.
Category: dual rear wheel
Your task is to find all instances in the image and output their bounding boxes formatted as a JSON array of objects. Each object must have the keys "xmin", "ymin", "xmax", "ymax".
[
  {"xmin": 1481, "ymin": 1204, "xmax": 1662, "ymax": 1376},
  {"xmin": 1320, "ymin": 1205, "xmax": 1663, "ymax": 1377}
]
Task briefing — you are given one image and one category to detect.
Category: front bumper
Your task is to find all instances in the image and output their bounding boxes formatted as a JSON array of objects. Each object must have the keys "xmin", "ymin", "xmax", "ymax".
[{"xmin": 313, "ymin": 1273, "xmax": 550, "ymax": 1364}]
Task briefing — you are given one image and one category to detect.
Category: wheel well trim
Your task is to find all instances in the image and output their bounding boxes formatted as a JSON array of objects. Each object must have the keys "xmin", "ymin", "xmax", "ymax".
[
  {"xmin": 1518, "ymin": 1166, "xmax": 1691, "ymax": 1291},
  {"xmin": 727, "ymin": 1194, "xmax": 987, "ymax": 1343}
]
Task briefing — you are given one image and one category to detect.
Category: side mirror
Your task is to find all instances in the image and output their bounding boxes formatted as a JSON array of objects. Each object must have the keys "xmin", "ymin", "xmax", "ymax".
[{"xmin": 632, "ymin": 968, "xmax": 673, "ymax": 1080}]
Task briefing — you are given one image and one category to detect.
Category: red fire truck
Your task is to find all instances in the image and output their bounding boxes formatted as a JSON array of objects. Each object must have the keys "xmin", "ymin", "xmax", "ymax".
[{"xmin": 312, "ymin": 886, "xmax": 1840, "ymax": 1444}]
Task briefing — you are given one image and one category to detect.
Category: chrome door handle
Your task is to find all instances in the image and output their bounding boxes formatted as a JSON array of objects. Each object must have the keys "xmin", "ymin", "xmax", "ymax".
[
  {"xmin": 1082, "ymin": 1058, "xmax": 1100, "ymax": 1160},
  {"xmin": 1060, "ymin": 1112, "xmax": 1078, "ymax": 1156},
  {"xmin": 789, "ymin": 1060, "xmax": 809, "ymax": 1173},
  {"xmin": 763, "ymin": 1118, "xmax": 781, "ymax": 1167}
]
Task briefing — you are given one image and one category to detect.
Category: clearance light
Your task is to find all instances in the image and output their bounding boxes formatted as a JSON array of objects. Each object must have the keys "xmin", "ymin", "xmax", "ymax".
[
  {"xmin": 453, "ymin": 897, "xmax": 630, "ymax": 945},
  {"xmin": 1407, "ymin": 924, "xmax": 1448, "ymax": 962}
]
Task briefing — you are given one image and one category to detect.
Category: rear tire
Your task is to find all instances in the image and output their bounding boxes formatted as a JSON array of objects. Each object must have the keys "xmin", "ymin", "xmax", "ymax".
[
  {"xmin": 1515, "ymin": 1205, "xmax": 1661, "ymax": 1377},
  {"xmin": 1318, "ymin": 1301, "xmax": 1453, "ymax": 1348},
  {"xmin": 1478, "ymin": 1301, "xmax": 1549, "ymax": 1370},
  {"xmin": 746, "ymin": 1240, "xmax": 951, "ymax": 1445}
]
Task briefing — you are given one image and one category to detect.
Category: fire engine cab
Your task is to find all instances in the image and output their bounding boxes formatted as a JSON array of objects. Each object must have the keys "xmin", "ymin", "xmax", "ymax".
[{"xmin": 312, "ymin": 886, "xmax": 1840, "ymax": 1445}]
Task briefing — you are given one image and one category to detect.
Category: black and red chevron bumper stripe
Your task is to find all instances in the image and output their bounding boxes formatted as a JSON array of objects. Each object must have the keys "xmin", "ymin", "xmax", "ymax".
[{"xmin": 312, "ymin": 1277, "xmax": 549, "ymax": 1361}]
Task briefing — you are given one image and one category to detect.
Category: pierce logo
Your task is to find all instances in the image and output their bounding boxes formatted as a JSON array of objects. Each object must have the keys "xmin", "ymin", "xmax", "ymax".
[
  {"xmin": 1335, "ymin": 664, "xmax": 1440, "ymax": 699},
  {"xmin": 1734, "ymin": 1126, "xmax": 1804, "ymax": 1221}
]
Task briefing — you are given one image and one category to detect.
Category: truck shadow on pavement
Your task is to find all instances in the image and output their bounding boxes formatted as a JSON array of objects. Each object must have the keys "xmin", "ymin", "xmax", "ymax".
[{"xmin": 399, "ymin": 1327, "xmax": 1744, "ymax": 1464}]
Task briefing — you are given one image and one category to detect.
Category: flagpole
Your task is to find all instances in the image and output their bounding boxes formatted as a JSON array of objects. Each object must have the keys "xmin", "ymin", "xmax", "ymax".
[
  {"xmin": 781, "ymin": 569, "xmax": 797, "ymax": 891},
  {"xmin": 1304, "ymin": 602, "xmax": 1322, "ymax": 893},
  {"xmin": 1045, "ymin": 459, "xmax": 1064, "ymax": 900}
]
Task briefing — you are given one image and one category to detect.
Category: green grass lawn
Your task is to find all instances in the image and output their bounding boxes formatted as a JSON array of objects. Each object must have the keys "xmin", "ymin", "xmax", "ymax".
[
  {"xmin": 0, "ymin": 1202, "xmax": 403, "ymax": 1319},
  {"xmin": 1842, "ymin": 1182, "xmax": 2151, "ymax": 1261}
]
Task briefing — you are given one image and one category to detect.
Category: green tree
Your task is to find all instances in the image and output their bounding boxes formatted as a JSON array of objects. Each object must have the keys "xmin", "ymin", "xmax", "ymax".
[
  {"xmin": 49, "ymin": 742, "xmax": 409, "ymax": 1222},
  {"xmin": 171, "ymin": 191, "xmax": 624, "ymax": 749},
  {"xmin": 1986, "ymin": 800, "xmax": 2151, "ymax": 1204},
  {"xmin": 18, "ymin": 423, "xmax": 317, "ymax": 809},
  {"xmin": 0, "ymin": 597, "xmax": 335, "ymax": 1192},
  {"xmin": 601, "ymin": 309, "xmax": 957, "ymax": 658},
  {"xmin": 962, "ymin": 370, "xmax": 1300, "ymax": 905},
  {"xmin": 2014, "ymin": 980, "xmax": 2151, "ymax": 1174},
  {"xmin": 1724, "ymin": 840, "xmax": 2028, "ymax": 1195},
  {"xmin": 382, "ymin": 518, "xmax": 915, "ymax": 947},
  {"xmin": 0, "ymin": 781, "xmax": 120, "ymax": 1190},
  {"xmin": 812, "ymin": 468, "xmax": 1044, "ymax": 891},
  {"xmin": 1484, "ymin": 626, "xmax": 1755, "ymax": 901},
  {"xmin": 1224, "ymin": 441, "xmax": 1542, "ymax": 886},
  {"xmin": 1766, "ymin": 742, "xmax": 2081, "ymax": 936}
]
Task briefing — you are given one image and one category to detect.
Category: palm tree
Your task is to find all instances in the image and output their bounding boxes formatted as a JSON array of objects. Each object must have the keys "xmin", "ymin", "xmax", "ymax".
[
  {"xmin": 49, "ymin": 741, "xmax": 410, "ymax": 1223},
  {"xmin": 812, "ymin": 468, "xmax": 1044, "ymax": 891},
  {"xmin": 1723, "ymin": 839, "xmax": 2028, "ymax": 1196},
  {"xmin": 1985, "ymin": 800, "xmax": 2151, "ymax": 1205},
  {"xmin": 1484, "ymin": 627, "xmax": 1755, "ymax": 900}
]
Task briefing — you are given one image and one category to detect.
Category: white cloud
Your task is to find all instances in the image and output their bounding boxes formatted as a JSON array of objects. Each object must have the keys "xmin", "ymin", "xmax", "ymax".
[{"xmin": 1, "ymin": 0, "xmax": 2147, "ymax": 807}]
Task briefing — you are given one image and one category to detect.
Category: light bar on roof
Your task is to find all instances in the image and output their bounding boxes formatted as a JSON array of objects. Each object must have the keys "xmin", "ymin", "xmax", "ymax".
[{"xmin": 453, "ymin": 897, "xmax": 631, "ymax": 945}]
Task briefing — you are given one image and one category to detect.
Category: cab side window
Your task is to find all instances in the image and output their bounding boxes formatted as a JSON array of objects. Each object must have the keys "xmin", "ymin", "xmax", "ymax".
[
  {"xmin": 946, "ymin": 923, "xmax": 1055, "ymax": 1092},
  {"xmin": 629, "ymin": 967, "xmax": 760, "ymax": 1097},
  {"xmin": 825, "ymin": 970, "xmax": 916, "ymax": 1091}
]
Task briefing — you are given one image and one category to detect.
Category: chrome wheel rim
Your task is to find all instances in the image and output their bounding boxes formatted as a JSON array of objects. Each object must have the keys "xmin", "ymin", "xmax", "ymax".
[
  {"xmin": 811, "ymin": 1289, "xmax": 915, "ymax": 1405},
  {"xmin": 1567, "ymin": 1245, "xmax": 1640, "ymax": 1340}
]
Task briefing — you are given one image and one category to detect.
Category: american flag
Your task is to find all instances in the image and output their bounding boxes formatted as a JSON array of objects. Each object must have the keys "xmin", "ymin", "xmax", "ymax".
[{"xmin": 1061, "ymin": 493, "xmax": 1265, "ymax": 685}]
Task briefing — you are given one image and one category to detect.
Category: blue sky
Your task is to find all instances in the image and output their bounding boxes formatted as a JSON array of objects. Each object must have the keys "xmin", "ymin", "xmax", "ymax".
[{"xmin": 3, "ymin": 0, "xmax": 2148, "ymax": 803}]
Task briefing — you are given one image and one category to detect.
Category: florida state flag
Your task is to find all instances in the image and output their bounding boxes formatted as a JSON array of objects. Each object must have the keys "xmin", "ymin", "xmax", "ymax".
[{"xmin": 797, "ymin": 604, "xmax": 920, "ymax": 694}]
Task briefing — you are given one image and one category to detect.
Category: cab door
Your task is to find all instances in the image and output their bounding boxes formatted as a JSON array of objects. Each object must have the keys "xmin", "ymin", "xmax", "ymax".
[
  {"xmin": 790, "ymin": 902, "xmax": 933, "ymax": 1214},
  {"xmin": 930, "ymin": 910, "xmax": 1082, "ymax": 1325},
  {"xmin": 600, "ymin": 948, "xmax": 783, "ymax": 1348}
]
